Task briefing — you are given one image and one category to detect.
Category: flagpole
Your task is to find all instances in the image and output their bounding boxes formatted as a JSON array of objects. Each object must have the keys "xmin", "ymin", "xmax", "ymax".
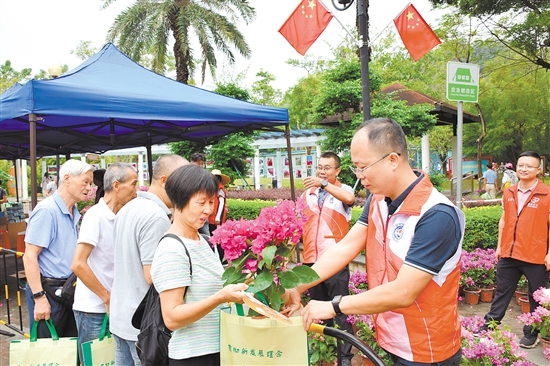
[{"xmin": 357, "ymin": 0, "xmax": 370, "ymax": 119}]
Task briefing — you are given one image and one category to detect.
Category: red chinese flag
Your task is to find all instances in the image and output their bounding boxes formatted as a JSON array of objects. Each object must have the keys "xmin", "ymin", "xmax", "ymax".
[
  {"xmin": 278, "ymin": 0, "xmax": 333, "ymax": 56},
  {"xmin": 394, "ymin": 4, "xmax": 441, "ymax": 61}
]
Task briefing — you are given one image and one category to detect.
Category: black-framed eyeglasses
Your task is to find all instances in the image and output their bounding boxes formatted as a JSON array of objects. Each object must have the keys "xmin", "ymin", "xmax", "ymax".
[
  {"xmin": 349, "ymin": 152, "xmax": 401, "ymax": 177},
  {"xmin": 316, "ymin": 166, "xmax": 335, "ymax": 172}
]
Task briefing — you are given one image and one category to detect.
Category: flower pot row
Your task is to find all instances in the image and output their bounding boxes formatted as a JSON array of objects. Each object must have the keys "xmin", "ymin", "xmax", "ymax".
[{"xmin": 463, "ymin": 287, "xmax": 495, "ymax": 305}]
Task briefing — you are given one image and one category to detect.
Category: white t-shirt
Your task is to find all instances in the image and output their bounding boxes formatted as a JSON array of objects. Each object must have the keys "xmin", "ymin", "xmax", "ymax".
[
  {"xmin": 73, "ymin": 199, "xmax": 115, "ymax": 313},
  {"xmin": 110, "ymin": 192, "xmax": 172, "ymax": 340}
]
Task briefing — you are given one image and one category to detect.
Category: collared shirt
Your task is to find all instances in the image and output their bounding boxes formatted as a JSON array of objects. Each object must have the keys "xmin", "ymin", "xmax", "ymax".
[
  {"xmin": 483, "ymin": 169, "xmax": 497, "ymax": 184},
  {"xmin": 517, "ymin": 179, "xmax": 538, "ymax": 215},
  {"xmin": 385, "ymin": 171, "xmax": 423, "ymax": 217},
  {"xmin": 25, "ymin": 192, "xmax": 80, "ymax": 278}
]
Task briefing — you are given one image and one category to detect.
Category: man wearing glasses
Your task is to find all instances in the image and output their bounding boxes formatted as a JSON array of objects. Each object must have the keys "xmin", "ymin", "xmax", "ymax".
[
  {"xmin": 285, "ymin": 118, "xmax": 465, "ymax": 366},
  {"xmin": 480, "ymin": 151, "xmax": 550, "ymax": 348},
  {"xmin": 301, "ymin": 152, "xmax": 355, "ymax": 366}
]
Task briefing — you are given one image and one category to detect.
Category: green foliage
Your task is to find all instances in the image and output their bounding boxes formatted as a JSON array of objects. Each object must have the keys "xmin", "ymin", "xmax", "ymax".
[
  {"xmin": 428, "ymin": 0, "xmax": 550, "ymax": 70},
  {"xmin": 104, "ymin": 0, "xmax": 255, "ymax": 84},
  {"xmin": 308, "ymin": 325, "xmax": 338, "ymax": 365},
  {"xmin": 226, "ymin": 199, "xmax": 275, "ymax": 220},
  {"xmin": 209, "ymin": 132, "xmax": 255, "ymax": 183},
  {"xmin": 251, "ymin": 69, "xmax": 282, "ymax": 106},
  {"xmin": 282, "ymin": 74, "xmax": 322, "ymax": 129},
  {"xmin": 463, "ymin": 52, "xmax": 550, "ymax": 162},
  {"xmin": 214, "ymin": 82, "xmax": 250, "ymax": 102},
  {"xmin": 70, "ymin": 41, "xmax": 99, "ymax": 60},
  {"xmin": 0, "ymin": 60, "xmax": 32, "ymax": 93},
  {"xmin": 429, "ymin": 173, "xmax": 447, "ymax": 192},
  {"xmin": 168, "ymin": 82, "xmax": 254, "ymax": 171},
  {"xmin": 168, "ymin": 140, "xmax": 207, "ymax": 160},
  {"xmin": 462, "ymin": 205, "xmax": 502, "ymax": 251}
]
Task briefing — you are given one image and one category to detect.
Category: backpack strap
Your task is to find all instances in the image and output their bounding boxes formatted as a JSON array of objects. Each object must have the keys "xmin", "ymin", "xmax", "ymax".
[
  {"xmin": 131, "ymin": 233, "xmax": 193, "ymax": 330},
  {"xmin": 162, "ymin": 233, "xmax": 192, "ymax": 277}
]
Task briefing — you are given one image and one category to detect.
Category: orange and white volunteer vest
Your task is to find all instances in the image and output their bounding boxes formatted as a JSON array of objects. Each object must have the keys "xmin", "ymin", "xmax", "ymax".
[
  {"xmin": 500, "ymin": 182, "xmax": 549, "ymax": 264},
  {"xmin": 301, "ymin": 180, "xmax": 352, "ymax": 264},
  {"xmin": 365, "ymin": 174, "xmax": 464, "ymax": 363}
]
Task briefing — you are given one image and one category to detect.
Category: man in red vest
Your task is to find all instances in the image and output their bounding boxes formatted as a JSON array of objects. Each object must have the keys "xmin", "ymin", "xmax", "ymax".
[
  {"xmin": 480, "ymin": 151, "xmax": 550, "ymax": 348},
  {"xmin": 301, "ymin": 152, "xmax": 355, "ymax": 365},
  {"xmin": 285, "ymin": 118, "xmax": 465, "ymax": 365}
]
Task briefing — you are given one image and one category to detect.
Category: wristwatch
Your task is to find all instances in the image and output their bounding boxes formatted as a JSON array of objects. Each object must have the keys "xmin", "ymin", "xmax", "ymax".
[
  {"xmin": 331, "ymin": 295, "xmax": 344, "ymax": 316},
  {"xmin": 320, "ymin": 179, "xmax": 328, "ymax": 189},
  {"xmin": 32, "ymin": 290, "xmax": 46, "ymax": 299}
]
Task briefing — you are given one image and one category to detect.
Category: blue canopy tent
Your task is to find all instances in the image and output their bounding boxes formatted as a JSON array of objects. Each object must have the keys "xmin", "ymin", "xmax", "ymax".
[{"xmin": 0, "ymin": 43, "xmax": 293, "ymax": 206}]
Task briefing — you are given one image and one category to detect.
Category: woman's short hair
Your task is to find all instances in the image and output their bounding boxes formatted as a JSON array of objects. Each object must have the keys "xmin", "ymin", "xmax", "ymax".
[{"xmin": 165, "ymin": 164, "xmax": 218, "ymax": 210}]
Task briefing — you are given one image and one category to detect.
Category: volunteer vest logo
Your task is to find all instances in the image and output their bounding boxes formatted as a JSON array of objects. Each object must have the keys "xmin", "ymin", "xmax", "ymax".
[
  {"xmin": 528, "ymin": 197, "xmax": 540, "ymax": 209},
  {"xmin": 392, "ymin": 223, "xmax": 405, "ymax": 241}
]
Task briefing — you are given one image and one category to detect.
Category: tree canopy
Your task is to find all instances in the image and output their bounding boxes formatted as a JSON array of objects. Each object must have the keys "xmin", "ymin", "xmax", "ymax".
[
  {"xmin": 103, "ymin": 0, "xmax": 255, "ymax": 84},
  {"xmin": 429, "ymin": 0, "xmax": 550, "ymax": 70}
]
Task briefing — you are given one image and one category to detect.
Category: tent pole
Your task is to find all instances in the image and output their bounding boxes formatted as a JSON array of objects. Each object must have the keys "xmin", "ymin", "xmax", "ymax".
[
  {"xmin": 29, "ymin": 114, "xmax": 38, "ymax": 209},
  {"xmin": 146, "ymin": 138, "xmax": 153, "ymax": 185},
  {"xmin": 285, "ymin": 125, "xmax": 296, "ymax": 201}
]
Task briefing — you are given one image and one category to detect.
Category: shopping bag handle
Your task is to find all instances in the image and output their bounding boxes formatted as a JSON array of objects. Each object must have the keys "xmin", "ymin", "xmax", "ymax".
[
  {"xmin": 98, "ymin": 314, "xmax": 110, "ymax": 341},
  {"xmin": 30, "ymin": 319, "xmax": 59, "ymax": 342},
  {"xmin": 235, "ymin": 291, "xmax": 269, "ymax": 316}
]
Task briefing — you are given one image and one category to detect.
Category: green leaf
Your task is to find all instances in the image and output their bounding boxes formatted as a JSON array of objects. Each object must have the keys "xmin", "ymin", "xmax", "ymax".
[
  {"xmin": 221, "ymin": 267, "xmax": 247, "ymax": 286},
  {"xmin": 278, "ymin": 270, "xmax": 301, "ymax": 289},
  {"xmin": 261, "ymin": 246, "xmax": 277, "ymax": 268},
  {"xmin": 253, "ymin": 269, "xmax": 273, "ymax": 292},
  {"xmin": 230, "ymin": 252, "xmax": 251, "ymax": 269},
  {"xmin": 276, "ymin": 245, "xmax": 291, "ymax": 258},
  {"xmin": 266, "ymin": 283, "xmax": 283, "ymax": 311},
  {"xmin": 292, "ymin": 265, "xmax": 320, "ymax": 284}
]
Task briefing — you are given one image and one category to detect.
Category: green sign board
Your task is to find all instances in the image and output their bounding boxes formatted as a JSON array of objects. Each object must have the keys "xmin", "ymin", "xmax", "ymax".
[{"xmin": 446, "ymin": 62, "xmax": 479, "ymax": 102}]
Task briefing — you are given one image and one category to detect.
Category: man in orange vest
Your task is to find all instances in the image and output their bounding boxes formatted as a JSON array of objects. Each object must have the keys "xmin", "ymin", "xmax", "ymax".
[
  {"xmin": 301, "ymin": 152, "xmax": 355, "ymax": 365},
  {"xmin": 480, "ymin": 151, "xmax": 550, "ymax": 348},
  {"xmin": 285, "ymin": 118, "xmax": 465, "ymax": 365}
]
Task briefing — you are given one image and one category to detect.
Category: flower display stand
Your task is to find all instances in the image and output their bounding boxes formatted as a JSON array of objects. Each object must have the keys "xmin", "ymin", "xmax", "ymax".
[
  {"xmin": 480, "ymin": 287, "xmax": 494, "ymax": 303},
  {"xmin": 518, "ymin": 296, "xmax": 531, "ymax": 313},
  {"xmin": 464, "ymin": 289, "xmax": 481, "ymax": 305}
]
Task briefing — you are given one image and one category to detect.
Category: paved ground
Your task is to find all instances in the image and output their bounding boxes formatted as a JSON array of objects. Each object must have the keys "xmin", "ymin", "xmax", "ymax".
[{"xmin": 1, "ymin": 252, "xmax": 547, "ymax": 366}]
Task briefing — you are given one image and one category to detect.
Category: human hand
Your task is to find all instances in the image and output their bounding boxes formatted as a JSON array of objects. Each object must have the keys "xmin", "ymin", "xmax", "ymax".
[
  {"xmin": 281, "ymin": 288, "xmax": 302, "ymax": 316},
  {"xmin": 300, "ymin": 300, "xmax": 335, "ymax": 331},
  {"xmin": 303, "ymin": 177, "xmax": 321, "ymax": 190},
  {"xmin": 33, "ymin": 296, "xmax": 51, "ymax": 321},
  {"xmin": 104, "ymin": 295, "xmax": 111, "ymax": 316},
  {"xmin": 219, "ymin": 283, "xmax": 248, "ymax": 304},
  {"xmin": 495, "ymin": 247, "xmax": 501, "ymax": 261},
  {"xmin": 545, "ymin": 253, "xmax": 550, "ymax": 271},
  {"xmin": 215, "ymin": 220, "xmax": 220, "ymax": 225}
]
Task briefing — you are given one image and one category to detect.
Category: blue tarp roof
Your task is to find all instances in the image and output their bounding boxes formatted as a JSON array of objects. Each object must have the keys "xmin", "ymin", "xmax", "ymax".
[{"xmin": 0, "ymin": 43, "xmax": 288, "ymax": 159}]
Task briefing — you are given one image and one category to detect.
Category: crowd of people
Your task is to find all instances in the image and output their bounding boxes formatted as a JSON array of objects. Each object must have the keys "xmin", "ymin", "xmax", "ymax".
[{"xmin": 21, "ymin": 117, "xmax": 549, "ymax": 366}]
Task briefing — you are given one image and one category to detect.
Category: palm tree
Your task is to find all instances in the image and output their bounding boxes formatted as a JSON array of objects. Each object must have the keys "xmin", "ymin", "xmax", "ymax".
[{"xmin": 102, "ymin": 0, "xmax": 255, "ymax": 84}]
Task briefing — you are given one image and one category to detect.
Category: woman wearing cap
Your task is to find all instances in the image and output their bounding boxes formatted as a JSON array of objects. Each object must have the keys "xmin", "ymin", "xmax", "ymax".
[
  {"xmin": 502, "ymin": 163, "xmax": 519, "ymax": 189},
  {"xmin": 209, "ymin": 169, "xmax": 230, "ymax": 261}
]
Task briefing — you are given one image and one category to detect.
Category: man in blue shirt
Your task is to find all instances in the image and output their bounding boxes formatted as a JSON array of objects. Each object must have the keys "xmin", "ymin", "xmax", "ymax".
[
  {"xmin": 23, "ymin": 159, "xmax": 93, "ymax": 338},
  {"xmin": 482, "ymin": 164, "xmax": 497, "ymax": 198}
]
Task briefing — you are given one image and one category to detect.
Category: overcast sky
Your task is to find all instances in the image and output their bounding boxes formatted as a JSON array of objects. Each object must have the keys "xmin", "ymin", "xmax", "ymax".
[{"xmin": 0, "ymin": 0, "xmax": 446, "ymax": 92}]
